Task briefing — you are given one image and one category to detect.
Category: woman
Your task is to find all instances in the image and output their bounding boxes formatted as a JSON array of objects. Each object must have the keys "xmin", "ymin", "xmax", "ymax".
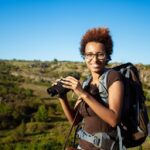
[{"xmin": 58, "ymin": 27, "xmax": 124, "ymax": 150}]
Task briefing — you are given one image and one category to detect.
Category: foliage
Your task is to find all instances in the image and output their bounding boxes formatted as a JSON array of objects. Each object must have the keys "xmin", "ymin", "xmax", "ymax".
[
  {"xmin": 0, "ymin": 103, "xmax": 12, "ymax": 114},
  {"xmin": 17, "ymin": 121, "xmax": 26, "ymax": 137},
  {"xmin": 35, "ymin": 105, "xmax": 48, "ymax": 122},
  {"xmin": 0, "ymin": 60, "xmax": 149, "ymax": 149},
  {"xmin": 25, "ymin": 122, "xmax": 51, "ymax": 134}
]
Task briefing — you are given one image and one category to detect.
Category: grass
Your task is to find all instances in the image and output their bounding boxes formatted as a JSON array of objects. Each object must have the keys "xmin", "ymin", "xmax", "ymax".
[
  {"xmin": 21, "ymin": 83, "xmax": 48, "ymax": 98},
  {"xmin": 0, "ymin": 60, "xmax": 150, "ymax": 150}
]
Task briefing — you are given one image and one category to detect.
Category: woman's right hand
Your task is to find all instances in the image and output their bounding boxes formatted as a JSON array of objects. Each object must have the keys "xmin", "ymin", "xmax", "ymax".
[{"xmin": 60, "ymin": 76, "xmax": 85, "ymax": 98}]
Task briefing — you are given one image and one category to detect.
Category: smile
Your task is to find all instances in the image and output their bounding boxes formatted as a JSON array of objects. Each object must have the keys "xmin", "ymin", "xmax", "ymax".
[{"xmin": 91, "ymin": 64, "xmax": 100, "ymax": 68}]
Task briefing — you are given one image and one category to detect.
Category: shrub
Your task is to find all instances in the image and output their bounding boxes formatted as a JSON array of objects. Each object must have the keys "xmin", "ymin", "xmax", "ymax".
[
  {"xmin": 0, "ymin": 120, "xmax": 9, "ymax": 129},
  {"xmin": 25, "ymin": 122, "xmax": 37, "ymax": 133},
  {"xmin": 0, "ymin": 86, "xmax": 7, "ymax": 95},
  {"xmin": 16, "ymin": 121, "xmax": 26, "ymax": 137},
  {"xmin": 35, "ymin": 105, "xmax": 48, "ymax": 122},
  {"xmin": 26, "ymin": 122, "xmax": 51, "ymax": 134},
  {"xmin": 47, "ymin": 103, "xmax": 57, "ymax": 116},
  {"xmin": 0, "ymin": 103, "xmax": 12, "ymax": 114}
]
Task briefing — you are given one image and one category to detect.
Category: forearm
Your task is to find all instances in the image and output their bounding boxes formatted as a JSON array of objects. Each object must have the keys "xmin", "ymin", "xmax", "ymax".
[{"xmin": 59, "ymin": 97, "xmax": 75, "ymax": 124}]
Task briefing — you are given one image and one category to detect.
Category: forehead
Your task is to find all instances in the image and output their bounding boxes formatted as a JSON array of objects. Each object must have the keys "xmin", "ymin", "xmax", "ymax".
[{"xmin": 85, "ymin": 42, "xmax": 105, "ymax": 53}]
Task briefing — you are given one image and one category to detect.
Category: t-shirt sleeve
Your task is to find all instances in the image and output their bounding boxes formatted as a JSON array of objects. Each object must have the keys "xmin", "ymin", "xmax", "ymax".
[{"xmin": 107, "ymin": 70, "xmax": 123, "ymax": 89}]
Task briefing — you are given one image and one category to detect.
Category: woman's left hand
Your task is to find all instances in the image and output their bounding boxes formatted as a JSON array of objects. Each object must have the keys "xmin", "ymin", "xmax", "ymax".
[{"xmin": 60, "ymin": 76, "xmax": 84, "ymax": 96}]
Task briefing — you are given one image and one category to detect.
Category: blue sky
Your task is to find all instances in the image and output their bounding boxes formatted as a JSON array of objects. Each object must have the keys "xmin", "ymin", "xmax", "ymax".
[{"xmin": 0, "ymin": 0, "xmax": 150, "ymax": 64}]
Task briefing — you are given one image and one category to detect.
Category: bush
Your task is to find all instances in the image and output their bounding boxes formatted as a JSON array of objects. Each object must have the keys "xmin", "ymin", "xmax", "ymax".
[
  {"xmin": 0, "ymin": 86, "xmax": 7, "ymax": 95},
  {"xmin": 0, "ymin": 143, "xmax": 13, "ymax": 150},
  {"xmin": 0, "ymin": 120, "xmax": 9, "ymax": 129},
  {"xmin": 35, "ymin": 105, "xmax": 48, "ymax": 122},
  {"xmin": 26, "ymin": 122, "xmax": 51, "ymax": 134},
  {"xmin": 0, "ymin": 103, "xmax": 12, "ymax": 114},
  {"xmin": 25, "ymin": 122, "xmax": 37, "ymax": 133},
  {"xmin": 15, "ymin": 121, "xmax": 26, "ymax": 137},
  {"xmin": 47, "ymin": 103, "xmax": 57, "ymax": 116}
]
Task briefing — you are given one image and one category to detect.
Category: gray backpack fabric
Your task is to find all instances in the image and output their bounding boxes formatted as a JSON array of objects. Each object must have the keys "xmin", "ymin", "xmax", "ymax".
[{"xmin": 82, "ymin": 68, "xmax": 111, "ymax": 104}]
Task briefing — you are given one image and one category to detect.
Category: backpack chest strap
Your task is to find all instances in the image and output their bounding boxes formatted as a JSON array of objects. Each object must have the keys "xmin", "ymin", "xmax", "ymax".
[{"xmin": 77, "ymin": 128, "xmax": 116, "ymax": 149}]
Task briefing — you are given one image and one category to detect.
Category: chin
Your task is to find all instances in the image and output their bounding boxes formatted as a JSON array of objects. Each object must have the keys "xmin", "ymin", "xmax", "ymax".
[{"xmin": 91, "ymin": 69, "xmax": 101, "ymax": 74}]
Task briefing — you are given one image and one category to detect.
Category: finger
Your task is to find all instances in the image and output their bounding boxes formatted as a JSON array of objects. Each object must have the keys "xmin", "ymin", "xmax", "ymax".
[
  {"xmin": 62, "ymin": 78, "xmax": 78, "ymax": 85},
  {"xmin": 62, "ymin": 84, "xmax": 72, "ymax": 89},
  {"xmin": 52, "ymin": 78, "xmax": 62, "ymax": 86},
  {"xmin": 65, "ymin": 76, "xmax": 78, "ymax": 82},
  {"xmin": 56, "ymin": 79, "xmax": 62, "ymax": 82},
  {"xmin": 62, "ymin": 82, "xmax": 78, "ymax": 91},
  {"xmin": 61, "ymin": 79, "xmax": 77, "ymax": 88},
  {"xmin": 62, "ymin": 79, "xmax": 79, "ymax": 89},
  {"xmin": 60, "ymin": 79, "xmax": 71, "ymax": 84}
]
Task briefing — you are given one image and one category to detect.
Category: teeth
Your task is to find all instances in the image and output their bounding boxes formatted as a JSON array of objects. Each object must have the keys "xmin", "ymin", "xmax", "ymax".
[{"xmin": 92, "ymin": 64, "xmax": 99, "ymax": 67}]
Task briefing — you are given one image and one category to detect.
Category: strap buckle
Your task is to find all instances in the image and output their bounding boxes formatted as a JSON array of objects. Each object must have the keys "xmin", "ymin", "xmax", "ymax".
[
  {"xmin": 77, "ymin": 128, "xmax": 102, "ymax": 148},
  {"xmin": 93, "ymin": 135, "xmax": 101, "ymax": 147}
]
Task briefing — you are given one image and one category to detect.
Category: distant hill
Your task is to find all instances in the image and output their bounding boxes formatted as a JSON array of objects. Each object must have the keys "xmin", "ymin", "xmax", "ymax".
[
  {"xmin": 3, "ymin": 59, "xmax": 150, "ymax": 83},
  {"xmin": 4, "ymin": 60, "xmax": 150, "ymax": 98}
]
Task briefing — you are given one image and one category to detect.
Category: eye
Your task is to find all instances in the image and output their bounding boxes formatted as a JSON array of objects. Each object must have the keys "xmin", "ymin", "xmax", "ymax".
[
  {"xmin": 86, "ymin": 53, "xmax": 93, "ymax": 57},
  {"xmin": 98, "ymin": 53, "xmax": 105, "ymax": 56}
]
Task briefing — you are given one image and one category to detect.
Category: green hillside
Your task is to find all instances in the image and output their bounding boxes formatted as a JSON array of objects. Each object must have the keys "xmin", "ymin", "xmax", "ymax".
[{"xmin": 0, "ymin": 59, "xmax": 149, "ymax": 150}]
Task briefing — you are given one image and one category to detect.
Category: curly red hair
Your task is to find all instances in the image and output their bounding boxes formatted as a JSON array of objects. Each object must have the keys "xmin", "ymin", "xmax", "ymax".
[{"xmin": 80, "ymin": 27, "xmax": 113, "ymax": 61}]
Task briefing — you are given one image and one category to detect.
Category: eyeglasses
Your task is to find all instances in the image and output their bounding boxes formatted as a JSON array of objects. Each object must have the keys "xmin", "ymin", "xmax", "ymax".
[{"xmin": 84, "ymin": 52, "xmax": 106, "ymax": 60}]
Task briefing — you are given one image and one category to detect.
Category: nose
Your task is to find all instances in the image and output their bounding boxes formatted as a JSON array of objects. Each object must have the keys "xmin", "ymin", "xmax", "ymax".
[{"xmin": 92, "ymin": 55, "xmax": 99, "ymax": 62}]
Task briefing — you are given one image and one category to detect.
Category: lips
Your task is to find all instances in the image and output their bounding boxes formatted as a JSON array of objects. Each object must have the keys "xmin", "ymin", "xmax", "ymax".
[{"xmin": 91, "ymin": 64, "xmax": 100, "ymax": 68}]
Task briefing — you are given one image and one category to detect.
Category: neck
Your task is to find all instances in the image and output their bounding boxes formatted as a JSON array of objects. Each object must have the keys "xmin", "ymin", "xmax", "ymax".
[
  {"xmin": 91, "ymin": 72, "xmax": 100, "ymax": 80},
  {"xmin": 91, "ymin": 68, "xmax": 105, "ymax": 84},
  {"xmin": 91, "ymin": 72, "xmax": 101, "ymax": 85}
]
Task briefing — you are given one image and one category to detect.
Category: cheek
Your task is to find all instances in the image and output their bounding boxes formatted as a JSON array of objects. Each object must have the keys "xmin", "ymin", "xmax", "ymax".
[{"xmin": 85, "ymin": 61, "xmax": 91, "ymax": 69}]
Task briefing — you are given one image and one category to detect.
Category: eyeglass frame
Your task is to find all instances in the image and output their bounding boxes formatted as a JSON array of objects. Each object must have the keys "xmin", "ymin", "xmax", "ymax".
[{"xmin": 83, "ymin": 52, "xmax": 107, "ymax": 61}]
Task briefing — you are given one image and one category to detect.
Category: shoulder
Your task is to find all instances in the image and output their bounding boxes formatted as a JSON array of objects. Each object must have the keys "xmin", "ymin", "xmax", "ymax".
[
  {"xmin": 107, "ymin": 69, "xmax": 123, "ymax": 89},
  {"xmin": 108, "ymin": 69, "xmax": 122, "ymax": 78}
]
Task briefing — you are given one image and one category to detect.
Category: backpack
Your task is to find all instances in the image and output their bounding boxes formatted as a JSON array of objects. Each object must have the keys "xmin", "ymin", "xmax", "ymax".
[
  {"xmin": 97, "ymin": 62, "xmax": 149, "ymax": 148},
  {"xmin": 64, "ymin": 63, "xmax": 149, "ymax": 149}
]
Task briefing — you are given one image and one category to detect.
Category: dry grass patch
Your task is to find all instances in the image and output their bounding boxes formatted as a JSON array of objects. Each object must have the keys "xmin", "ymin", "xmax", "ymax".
[{"xmin": 21, "ymin": 83, "xmax": 48, "ymax": 98}]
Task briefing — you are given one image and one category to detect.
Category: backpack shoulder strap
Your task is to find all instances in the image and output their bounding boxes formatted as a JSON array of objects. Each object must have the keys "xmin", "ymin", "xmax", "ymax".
[
  {"xmin": 98, "ymin": 69, "xmax": 113, "ymax": 104},
  {"xmin": 82, "ymin": 75, "xmax": 92, "ymax": 89},
  {"xmin": 82, "ymin": 69, "xmax": 113, "ymax": 104}
]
